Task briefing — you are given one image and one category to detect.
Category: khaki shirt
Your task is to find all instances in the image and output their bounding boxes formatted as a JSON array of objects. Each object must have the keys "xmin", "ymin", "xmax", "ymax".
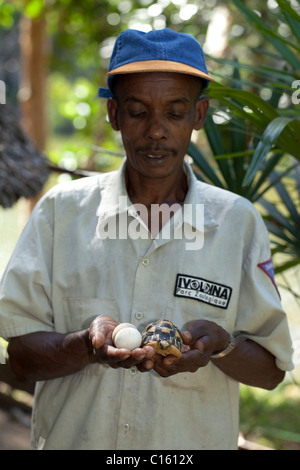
[{"xmin": 0, "ymin": 159, "xmax": 293, "ymax": 450}]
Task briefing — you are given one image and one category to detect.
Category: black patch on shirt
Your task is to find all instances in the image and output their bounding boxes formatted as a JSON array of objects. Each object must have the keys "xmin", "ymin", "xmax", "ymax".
[{"xmin": 174, "ymin": 273, "xmax": 232, "ymax": 309}]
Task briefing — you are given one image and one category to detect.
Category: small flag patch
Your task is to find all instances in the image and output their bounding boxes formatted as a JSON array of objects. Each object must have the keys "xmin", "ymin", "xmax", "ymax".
[{"xmin": 258, "ymin": 258, "xmax": 280, "ymax": 298}]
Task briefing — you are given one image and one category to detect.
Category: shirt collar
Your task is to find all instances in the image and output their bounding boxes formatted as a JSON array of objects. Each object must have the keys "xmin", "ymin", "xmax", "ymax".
[{"xmin": 96, "ymin": 157, "xmax": 218, "ymax": 234}]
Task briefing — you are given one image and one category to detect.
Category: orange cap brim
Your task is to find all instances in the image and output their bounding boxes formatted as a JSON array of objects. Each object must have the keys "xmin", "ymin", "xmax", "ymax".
[{"xmin": 107, "ymin": 60, "xmax": 214, "ymax": 82}]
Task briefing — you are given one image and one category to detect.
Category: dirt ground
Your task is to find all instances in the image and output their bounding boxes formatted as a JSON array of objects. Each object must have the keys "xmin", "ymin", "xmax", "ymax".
[{"xmin": 0, "ymin": 407, "xmax": 31, "ymax": 450}]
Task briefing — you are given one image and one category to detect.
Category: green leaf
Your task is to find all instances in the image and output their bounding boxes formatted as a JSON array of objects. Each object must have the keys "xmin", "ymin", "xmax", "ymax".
[
  {"xmin": 204, "ymin": 115, "xmax": 235, "ymax": 188},
  {"xmin": 213, "ymin": 149, "xmax": 254, "ymax": 160},
  {"xmin": 295, "ymin": 166, "xmax": 300, "ymax": 199},
  {"xmin": 204, "ymin": 114, "xmax": 226, "ymax": 156},
  {"xmin": 276, "ymin": 0, "xmax": 300, "ymax": 23},
  {"xmin": 274, "ymin": 257, "xmax": 300, "ymax": 274},
  {"xmin": 252, "ymin": 158, "xmax": 299, "ymax": 202},
  {"xmin": 209, "ymin": 84, "xmax": 300, "ymax": 159},
  {"xmin": 207, "ymin": 84, "xmax": 278, "ymax": 123},
  {"xmin": 231, "ymin": 0, "xmax": 300, "ymax": 69},
  {"xmin": 230, "ymin": 61, "xmax": 247, "ymax": 191},
  {"xmin": 207, "ymin": 56, "xmax": 299, "ymax": 83},
  {"xmin": 187, "ymin": 141, "xmax": 224, "ymax": 188},
  {"xmin": 242, "ymin": 117, "xmax": 296, "ymax": 187},
  {"xmin": 269, "ymin": 171, "xmax": 300, "ymax": 225},
  {"xmin": 248, "ymin": 152, "xmax": 283, "ymax": 201},
  {"xmin": 261, "ymin": 198, "xmax": 297, "ymax": 237},
  {"xmin": 280, "ymin": 10, "xmax": 300, "ymax": 44}
]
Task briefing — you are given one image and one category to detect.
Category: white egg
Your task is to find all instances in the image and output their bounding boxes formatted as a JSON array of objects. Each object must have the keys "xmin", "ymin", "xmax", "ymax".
[
  {"xmin": 113, "ymin": 325, "xmax": 142, "ymax": 350},
  {"xmin": 112, "ymin": 323, "xmax": 136, "ymax": 344}
]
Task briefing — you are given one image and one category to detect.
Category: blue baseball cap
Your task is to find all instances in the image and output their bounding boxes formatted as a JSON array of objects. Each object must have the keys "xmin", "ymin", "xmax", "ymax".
[{"xmin": 98, "ymin": 28, "xmax": 214, "ymax": 98}]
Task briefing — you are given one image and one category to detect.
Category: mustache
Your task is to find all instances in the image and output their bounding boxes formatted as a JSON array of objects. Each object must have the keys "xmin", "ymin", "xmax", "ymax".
[{"xmin": 136, "ymin": 146, "xmax": 177, "ymax": 155}]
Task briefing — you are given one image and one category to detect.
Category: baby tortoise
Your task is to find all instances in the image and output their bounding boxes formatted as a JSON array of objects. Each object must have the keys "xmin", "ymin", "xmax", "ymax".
[{"xmin": 141, "ymin": 319, "xmax": 183, "ymax": 357}]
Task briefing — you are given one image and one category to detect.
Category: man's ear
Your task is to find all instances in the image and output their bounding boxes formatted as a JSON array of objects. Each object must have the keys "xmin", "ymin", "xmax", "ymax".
[
  {"xmin": 107, "ymin": 98, "xmax": 119, "ymax": 131},
  {"xmin": 194, "ymin": 96, "xmax": 209, "ymax": 131}
]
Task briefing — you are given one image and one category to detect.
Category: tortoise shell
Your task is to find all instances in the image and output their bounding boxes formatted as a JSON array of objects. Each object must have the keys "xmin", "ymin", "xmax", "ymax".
[{"xmin": 141, "ymin": 319, "xmax": 183, "ymax": 357}]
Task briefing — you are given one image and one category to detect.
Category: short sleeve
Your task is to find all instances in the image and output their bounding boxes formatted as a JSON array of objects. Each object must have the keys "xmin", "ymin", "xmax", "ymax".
[
  {"xmin": 234, "ymin": 209, "xmax": 294, "ymax": 372},
  {"xmin": 0, "ymin": 196, "xmax": 55, "ymax": 339}
]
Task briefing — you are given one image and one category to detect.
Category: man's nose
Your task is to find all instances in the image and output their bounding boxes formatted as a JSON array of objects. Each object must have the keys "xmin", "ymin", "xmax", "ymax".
[{"xmin": 144, "ymin": 114, "xmax": 168, "ymax": 140}]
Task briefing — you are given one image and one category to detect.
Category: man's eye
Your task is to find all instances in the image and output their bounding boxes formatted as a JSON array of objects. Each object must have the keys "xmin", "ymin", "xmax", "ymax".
[
  {"xmin": 129, "ymin": 111, "xmax": 146, "ymax": 118},
  {"xmin": 168, "ymin": 113, "xmax": 184, "ymax": 119}
]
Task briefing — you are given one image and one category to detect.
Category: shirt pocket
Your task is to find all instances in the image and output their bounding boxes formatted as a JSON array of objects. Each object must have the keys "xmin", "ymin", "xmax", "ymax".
[
  {"xmin": 165, "ymin": 303, "xmax": 230, "ymax": 333},
  {"xmin": 62, "ymin": 298, "xmax": 119, "ymax": 332}
]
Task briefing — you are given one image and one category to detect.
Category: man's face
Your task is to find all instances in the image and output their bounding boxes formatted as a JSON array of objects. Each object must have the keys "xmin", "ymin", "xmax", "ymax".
[{"xmin": 107, "ymin": 72, "xmax": 208, "ymax": 180}]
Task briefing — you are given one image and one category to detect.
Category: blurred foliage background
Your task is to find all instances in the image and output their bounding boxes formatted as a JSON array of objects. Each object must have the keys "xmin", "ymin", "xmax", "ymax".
[{"xmin": 0, "ymin": 0, "xmax": 300, "ymax": 450}]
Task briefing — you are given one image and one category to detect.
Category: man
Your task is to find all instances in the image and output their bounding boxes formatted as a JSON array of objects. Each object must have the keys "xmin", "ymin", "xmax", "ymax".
[{"xmin": 0, "ymin": 28, "xmax": 294, "ymax": 450}]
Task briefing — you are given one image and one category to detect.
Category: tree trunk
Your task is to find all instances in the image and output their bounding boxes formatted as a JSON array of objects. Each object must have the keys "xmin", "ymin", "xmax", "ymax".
[{"xmin": 18, "ymin": 13, "xmax": 49, "ymax": 216}]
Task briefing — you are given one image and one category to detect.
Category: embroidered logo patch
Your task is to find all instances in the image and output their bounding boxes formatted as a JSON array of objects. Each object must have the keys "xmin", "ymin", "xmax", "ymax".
[
  {"xmin": 258, "ymin": 258, "xmax": 280, "ymax": 298},
  {"xmin": 174, "ymin": 273, "xmax": 232, "ymax": 309}
]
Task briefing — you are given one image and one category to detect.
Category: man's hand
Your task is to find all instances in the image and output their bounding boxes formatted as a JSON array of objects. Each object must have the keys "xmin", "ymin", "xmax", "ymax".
[
  {"xmin": 137, "ymin": 320, "xmax": 230, "ymax": 377},
  {"xmin": 89, "ymin": 315, "xmax": 155, "ymax": 369},
  {"xmin": 137, "ymin": 319, "xmax": 285, "ymax": 390}
]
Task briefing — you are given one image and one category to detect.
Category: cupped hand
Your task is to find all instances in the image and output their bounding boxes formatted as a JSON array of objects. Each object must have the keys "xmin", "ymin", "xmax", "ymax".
[
  {"xmin": 89, "ymin": 315, "xmax": 155, "ymax": 369},
  {"xmin": 139, "ymin": 320, "xmax": 230, "ymax": 378}
]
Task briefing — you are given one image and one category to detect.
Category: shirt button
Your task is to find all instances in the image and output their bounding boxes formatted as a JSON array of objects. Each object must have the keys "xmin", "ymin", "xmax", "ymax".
[
  {"xmin": 141, "ymin": 258, "xmax": 149, "ymax": 266},
  {"xmin": 130, "ymin": 366, "xmax": 137, "ymax": 375},
  {"xmin": 122, "ymin": 423, "xmax": 130, "ymax": 432},
  {"xmin": 135, "ymin": 311, "xmax": 143, "ymax": 320}
]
